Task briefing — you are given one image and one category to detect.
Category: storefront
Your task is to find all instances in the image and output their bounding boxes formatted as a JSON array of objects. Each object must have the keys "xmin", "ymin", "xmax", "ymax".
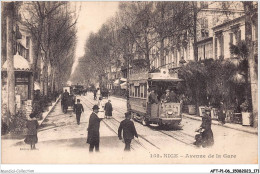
[{"xmin": 1, "ymin": 53, "xmax": 33, "ymax": 114}]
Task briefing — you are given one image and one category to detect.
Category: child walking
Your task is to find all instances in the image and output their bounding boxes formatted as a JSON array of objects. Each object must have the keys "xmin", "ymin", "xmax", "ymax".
[{"xmin": 24, "ymin": 113, "xmax": 39, "ymax": 150}]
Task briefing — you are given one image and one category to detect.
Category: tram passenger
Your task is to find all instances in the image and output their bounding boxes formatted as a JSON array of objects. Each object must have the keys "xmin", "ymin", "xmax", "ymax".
[
  {"xmin": 118, "ymin": 112, "xmax": 138, "ymax": 151},
  {"xmin": 160, "ymin": 89, "xmax": 171, "ymax": 103},
  {"xmin": 169, "ymin": 88, "xmax": 178, "ymax": 103},
  {"xmin": 74, "ymin": 99, "xmax": 84, "ymax": 125},
  {"xmin": 148, "ymin": 88, "xmax": 159, "ymax": 104}
]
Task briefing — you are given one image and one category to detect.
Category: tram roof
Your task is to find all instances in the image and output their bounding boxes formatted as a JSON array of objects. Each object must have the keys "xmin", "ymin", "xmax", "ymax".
[{"xmin": 129, "ymin": 68, "xmax": 183, "ymax": 82}]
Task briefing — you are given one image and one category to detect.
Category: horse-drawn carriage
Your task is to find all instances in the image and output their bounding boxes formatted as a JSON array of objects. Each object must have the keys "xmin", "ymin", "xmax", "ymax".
[
  {"xmin": 100, "ymin": 88, "xmax": 109, "ymax": 98},
  {"xmin": 73, "ymin": 85, "xmax": 84, "ymax": 96},
  {"xmin": 61, "ymin": 86, "xmax": 76, "ymax": 113}
]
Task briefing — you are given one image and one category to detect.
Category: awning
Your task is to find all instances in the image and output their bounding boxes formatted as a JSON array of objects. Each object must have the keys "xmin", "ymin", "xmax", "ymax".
[
  {"xmin": 34, "ymin": 82, "xmax": 40, "ymax": 90},
  {"xmin": 120, "ymin": 78, "xmax": 127, "ymax": 82},
  {"xmin": 120, "ymin": 82, "xmax": 127, "ymax": 89},
  {"xmin": 2, "ymin": 52, "xmax": 31, "ymax": 72},
  {"xmin": 113, "ymin": 79, "xmax": 120, "ymax": 86}
]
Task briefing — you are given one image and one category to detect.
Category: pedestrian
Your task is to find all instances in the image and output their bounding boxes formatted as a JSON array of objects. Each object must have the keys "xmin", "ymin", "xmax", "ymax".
[
  {"xmin": 193, "ymin": 107, "xmax": 214, "ymax": 148},
  {"xmin": 86, "ymin": 105, "xmax": 103, "ymax": 152},
  {"xmin": 24, "ymin": 113, "xmax": 39, "ymax": 150},
  {"xmin": 118, "ymin": 112, "xmax": 138, "ymax": 151},
  {"xmin": 93, "ymin": 89, "xmax": 97, "ymax": 100},
  {"xmin": 98, "ymin": 97, "xmax": 105, "ymax": 118},
  {"xmin": 74, "ymin": 99, "xmax": 84, "ymax": 125},
  {"xmin": 218, "ymin": 101, "xmax": 226, "ymax": 125},
  {"xmin": 104, "ymin": 100, "xmax": 113, "ymax": 119},
  {"xmin": 62, "ymin": 89, "xmax": 69, "ymax": 113}
]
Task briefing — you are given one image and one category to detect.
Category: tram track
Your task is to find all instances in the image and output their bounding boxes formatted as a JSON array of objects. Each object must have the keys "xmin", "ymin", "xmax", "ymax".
[
  {"xmin": 79, "ymin": 95, "xmax": 196, "ymax": 149},
  {"xmin": 79, "ymin": 95, "xmax": 159, "ymax": 151},
  {"xmin": 79, "ymin": 96, "xmax": 138, "ymax": 150}
]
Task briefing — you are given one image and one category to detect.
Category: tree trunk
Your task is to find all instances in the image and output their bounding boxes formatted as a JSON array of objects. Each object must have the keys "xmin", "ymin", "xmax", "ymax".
[
  {"xmin": 160, "ymin": 37, "xmax": 165, "ymax": 67},
  {"xmin": 244, "ymin": 2, "xmax": 258, "ymax": 128},
  {"xmin": 144, "ymin": 35, "xmax": 150, "ymax": 70},
  {"xmin": 42, "ymin": 58, "xmax": 48, "ymax": 96},
  {"xmin": 29, "ymin": 72, "xmax": 34, "ymax": 100},
  {"xmin": 193, "ymin": 3, "xmax": 198, "ymax": 62},
  {"xmin": 6, "ymin": 2, "xmax": 16, "ymax": 125}
]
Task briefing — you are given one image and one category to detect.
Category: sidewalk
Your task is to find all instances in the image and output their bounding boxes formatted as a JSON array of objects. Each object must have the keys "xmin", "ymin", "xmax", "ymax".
[
  {"xmin": 110, "ymin": 95, "xmax": 258, "ymax": 135},
  {"xmin": 2, "ymin": 96, "xmax": 61, "ymax": 139},
  {"xmin": 38, "ymin": 95, "xmax": 61, "ymax": 125},
  {"xmin": 182, "ymin": 113, "xmax": 258, "ymax": 135}
]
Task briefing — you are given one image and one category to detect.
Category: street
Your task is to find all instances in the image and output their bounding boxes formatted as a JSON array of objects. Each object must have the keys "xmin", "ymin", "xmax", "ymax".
[{"xmin": 2, "ymin": 94, "xmax": 258, "ymax": 164}]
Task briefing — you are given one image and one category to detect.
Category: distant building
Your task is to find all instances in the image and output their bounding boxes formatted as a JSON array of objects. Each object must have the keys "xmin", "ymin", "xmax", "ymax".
[{"xmin": 213, "ymin": 15, "xmax": 246, "ymax": 60}]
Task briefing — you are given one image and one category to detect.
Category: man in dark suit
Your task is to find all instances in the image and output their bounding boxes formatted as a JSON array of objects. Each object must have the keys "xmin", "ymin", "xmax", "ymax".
[
  {"xmin": 148, "ymin": 88, "xmax": 159, "ymax": 104},
  {"xmin": 62, "ymin": 89, "xmax": 70, "ymax": 113},
  {"xmin": 87, "ymin": 105, "xmax": 102, "ymax": 152},
  {"xmin": 74, "ymin": 99, "xmax": 84, "ymax": 125},
  {"xmin": 118, "ymin": 112, "xmax": 138, "ymax": 151}
]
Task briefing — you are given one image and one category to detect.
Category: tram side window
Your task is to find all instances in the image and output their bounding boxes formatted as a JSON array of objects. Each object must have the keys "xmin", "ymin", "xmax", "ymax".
[
  {"xmin": 129, "ymin": 84, "xmax": 132, "ymax": 97},
  {"xmin": 131, "ymin": 85, "xmax": 134, "ymax": 97},
  {"xmin": 140, "ymin": 85, "xmax": 144, "ymax": 98},
  {"xmin": 134, "ymin": 86, "xmax": 141, "ymax": 98}
]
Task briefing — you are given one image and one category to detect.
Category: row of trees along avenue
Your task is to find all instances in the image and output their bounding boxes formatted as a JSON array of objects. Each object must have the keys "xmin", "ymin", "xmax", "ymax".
[
  {"xmin": 2, "ymin": 2, "xmax": 78, "ymax": 129},
  {"xmin": 72, "ymin": 1, "xmax": 257, "ymax": 127}
]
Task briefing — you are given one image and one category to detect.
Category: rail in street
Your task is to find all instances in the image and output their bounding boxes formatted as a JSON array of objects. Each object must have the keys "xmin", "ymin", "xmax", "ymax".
[{"xmin": 78, "ymin": 94, "xmax": 196, "ymax": 151}]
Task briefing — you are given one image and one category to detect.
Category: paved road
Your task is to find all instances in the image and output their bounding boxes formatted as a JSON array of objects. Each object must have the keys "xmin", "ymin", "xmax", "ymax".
[{"xmin": 1, "ymin": 94, "xmax": 258, "ymax": 164}]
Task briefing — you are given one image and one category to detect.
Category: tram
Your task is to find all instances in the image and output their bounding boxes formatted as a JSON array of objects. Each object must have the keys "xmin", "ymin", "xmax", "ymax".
[{"xmin": 129, "ymin": 68, "xmax": 183, "ymax": 128}]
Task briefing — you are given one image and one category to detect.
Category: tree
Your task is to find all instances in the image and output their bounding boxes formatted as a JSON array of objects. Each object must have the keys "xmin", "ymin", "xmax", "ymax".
[{"xmin": 20, "ymin": 2, "xmax": 78, "ymax": 95}]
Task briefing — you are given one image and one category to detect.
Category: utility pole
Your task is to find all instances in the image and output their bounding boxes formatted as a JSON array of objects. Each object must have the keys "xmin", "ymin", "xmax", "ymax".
[{"xmin": 6, "ymin": 2, "xmax": 16, "ymax": 126}]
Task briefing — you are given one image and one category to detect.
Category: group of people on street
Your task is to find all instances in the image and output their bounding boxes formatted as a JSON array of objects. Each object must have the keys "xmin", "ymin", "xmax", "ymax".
[
  {"xmin": 86, "ymin": 104, "xmax": 138, "ymax": 152},
  {"xmin": 23, "ymin": 88, "xmax": 213, "ymax": 151}
]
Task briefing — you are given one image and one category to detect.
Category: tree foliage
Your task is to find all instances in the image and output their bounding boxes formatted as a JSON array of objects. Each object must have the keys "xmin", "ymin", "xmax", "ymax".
[{"xmin": 20, "ymin": 2, "xmax": 78, "ymax": 89}]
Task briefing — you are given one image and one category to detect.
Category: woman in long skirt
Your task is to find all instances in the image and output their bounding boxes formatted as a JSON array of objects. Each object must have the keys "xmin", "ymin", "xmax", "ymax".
[{"xmin": 24, "ymin": 113, "xmax": 39, "ymax": 149}]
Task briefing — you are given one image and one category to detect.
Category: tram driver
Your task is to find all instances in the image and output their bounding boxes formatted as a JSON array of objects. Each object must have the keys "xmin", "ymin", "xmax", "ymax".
[{"xmin": 160, "ymin": 89, "xmax": 171, "ymax": 103}]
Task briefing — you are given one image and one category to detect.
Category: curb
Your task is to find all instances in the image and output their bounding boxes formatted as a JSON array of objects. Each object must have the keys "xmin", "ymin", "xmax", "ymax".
[
  {"xmin": 38, "ymin": 96, "xmax": 61, "ymax": 126},
  {"xmin": 182, "ymin": 113, "xmax": 258, "ymax": 135}
]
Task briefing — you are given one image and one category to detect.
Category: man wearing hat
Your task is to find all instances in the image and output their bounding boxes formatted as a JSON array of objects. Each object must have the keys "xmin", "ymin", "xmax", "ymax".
[
  {"xmin": 74, "ymin": 99, "xmax": 84, "ymax": 125},
  {"xmin": 148, "ymin": 88, "xmax": 158, "ymax": 104},
  {"xmin": 87, "ymin": 105, "xmax": 102, "ymax": 152},
  {"xmin": 160, "ymin": 89, "xmax": 171, "ymax": 103},
  {"xmin": 118, "ymin": 112, "xmax": 138, "ymax": 151}
]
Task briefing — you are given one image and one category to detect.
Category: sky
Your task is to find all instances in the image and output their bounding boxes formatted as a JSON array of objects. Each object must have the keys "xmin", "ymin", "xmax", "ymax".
[{"xmin": 71, "ymin": 1, "xmax": 119, "ymax": 75}]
